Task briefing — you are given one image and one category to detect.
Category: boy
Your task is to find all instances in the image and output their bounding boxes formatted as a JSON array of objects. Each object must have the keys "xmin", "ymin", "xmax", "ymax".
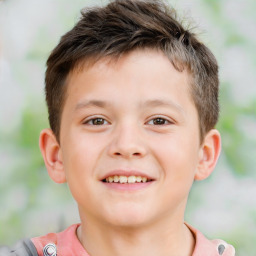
[{"xmin": 1, "ymin": 0, "xmax": 235, "ymax": 255}]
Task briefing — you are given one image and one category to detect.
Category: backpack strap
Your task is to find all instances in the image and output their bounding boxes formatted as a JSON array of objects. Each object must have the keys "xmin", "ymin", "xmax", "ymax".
[{"xmin": 0, "ymin": 239, "xmax": 38, "ymax": 256}]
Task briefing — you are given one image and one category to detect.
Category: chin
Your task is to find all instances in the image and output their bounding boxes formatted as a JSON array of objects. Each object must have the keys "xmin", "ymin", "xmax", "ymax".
[
  {"xmin": 103, "ymin": 205, "xmax": 153, "ymax": 229},
  {"xmin": 108, "ymin": 217, "xmax": 148, "ymax": 229}
]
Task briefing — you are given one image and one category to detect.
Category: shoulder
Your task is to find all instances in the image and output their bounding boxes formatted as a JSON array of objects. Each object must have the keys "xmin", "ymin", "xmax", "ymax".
[
  {"xmin": 186, "ymin": 223, "xmax": 236, "ymax": 256},
  {"xmin": 31, "ymin": 223, "xmax": 87, "ymax": 256},
  {"xmin": 0, "ymin": 239, "xmax": 38, "ymax": 256}
]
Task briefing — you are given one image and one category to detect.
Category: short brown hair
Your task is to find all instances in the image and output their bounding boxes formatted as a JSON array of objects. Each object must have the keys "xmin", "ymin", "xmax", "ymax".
[{"xmin": 45, "ymin": 0, "xmax": 219, "ymax": 142}]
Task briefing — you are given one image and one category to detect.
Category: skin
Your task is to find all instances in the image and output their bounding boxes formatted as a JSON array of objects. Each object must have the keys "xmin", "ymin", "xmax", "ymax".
[{"xmin": 40, "ymin": 49, "xmax": 221, "ymax": 256}]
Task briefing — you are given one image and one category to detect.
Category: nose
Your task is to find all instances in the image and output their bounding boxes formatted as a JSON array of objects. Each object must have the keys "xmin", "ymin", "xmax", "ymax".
[{"xmin": 107, "ymin": 123, "xmax": 148, "ymax": 159}]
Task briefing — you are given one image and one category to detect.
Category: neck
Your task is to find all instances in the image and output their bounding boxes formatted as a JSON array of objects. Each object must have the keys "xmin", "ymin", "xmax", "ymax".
[{"xmin": 77, "ymin": 212, "xmax": 195, "ymax": 256}]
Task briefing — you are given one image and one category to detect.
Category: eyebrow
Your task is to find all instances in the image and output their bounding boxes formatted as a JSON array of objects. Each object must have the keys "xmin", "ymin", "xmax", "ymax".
[
  {"xmin": 75, "ymin": 98, "xmax": 185, "ymax": 114},
  {"xmin": 141, "ymin": 99, "xmax": 184, "ymax": 113},
  {"xmin": 75, "ymin": 100, "xmax": 110, "ymax": 111}
]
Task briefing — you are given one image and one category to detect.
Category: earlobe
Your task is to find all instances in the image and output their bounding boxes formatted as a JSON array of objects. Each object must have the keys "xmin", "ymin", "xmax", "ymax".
[
  {"xmin": 194, "ymin": 129, "xmax": 221, "ymax": 181},
  {"xmin": 39, "ymin": 128, "xmax": 67, "ymax": 184}
]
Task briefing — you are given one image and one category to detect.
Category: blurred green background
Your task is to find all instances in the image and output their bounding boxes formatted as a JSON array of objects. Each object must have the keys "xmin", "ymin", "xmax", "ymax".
[{"xmin": 0, "ymin": 0, "xmax": 255, "ymax": 255}]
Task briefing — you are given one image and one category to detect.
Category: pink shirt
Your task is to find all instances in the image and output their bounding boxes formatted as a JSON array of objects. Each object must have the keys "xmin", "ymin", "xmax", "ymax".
[{"xmin": 31, "ymin": 223, "xmax": 235, "ymax": 256}]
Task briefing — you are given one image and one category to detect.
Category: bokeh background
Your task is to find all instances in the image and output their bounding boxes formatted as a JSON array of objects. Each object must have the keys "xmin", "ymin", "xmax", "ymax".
[{"xmin": 0, "ymin": 0, "xmax": 255, "ymax": 255}]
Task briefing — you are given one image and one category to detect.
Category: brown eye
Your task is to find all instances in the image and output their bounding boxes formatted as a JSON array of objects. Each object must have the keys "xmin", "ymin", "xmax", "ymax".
[
  {"xmin": 147, "ymin": 117, "xmax": 171, "ymax": 126},
  {"xmin": 85, "ymin": 118, "xmax": 107, "ymax": 125},
  {"xmin": 152, "ymin": 118, "xmax": 168, "ymax": 125},
  {"xmin": 92, "ymin": 118, "xmax": 105, "ymax": 125}
]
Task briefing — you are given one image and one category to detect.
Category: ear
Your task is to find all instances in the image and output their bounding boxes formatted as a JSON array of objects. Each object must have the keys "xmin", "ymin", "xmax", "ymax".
[
  {"xmin": 194, "ymin": 129, "xmax": 221, "ymax": 181},
  {"xmin": 39, "ymin": 128, "xmax": 66, "ymax": 183}
]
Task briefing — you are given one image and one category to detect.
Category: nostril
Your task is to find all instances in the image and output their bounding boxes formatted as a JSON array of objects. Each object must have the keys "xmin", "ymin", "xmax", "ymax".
[{"xmin": 113, "ymin": 152, "xmax": 141, "ymax": 157}]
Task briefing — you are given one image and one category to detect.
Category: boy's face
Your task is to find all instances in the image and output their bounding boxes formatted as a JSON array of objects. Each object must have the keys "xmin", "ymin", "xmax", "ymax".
[{"xmin": 56, "ymin": 49, "xmax": 204, "ymax": 227}]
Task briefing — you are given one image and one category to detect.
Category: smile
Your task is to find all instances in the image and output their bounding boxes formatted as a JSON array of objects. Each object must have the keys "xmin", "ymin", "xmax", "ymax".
[{"xmin": 103, "ymin": 175, "xmax": 153, "ymax": 183}]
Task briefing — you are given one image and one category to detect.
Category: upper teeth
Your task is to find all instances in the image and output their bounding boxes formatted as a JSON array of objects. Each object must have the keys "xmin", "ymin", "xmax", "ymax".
[{"xmin": 105, "ymin": 175, "xmax": 148, "ymax": 183}]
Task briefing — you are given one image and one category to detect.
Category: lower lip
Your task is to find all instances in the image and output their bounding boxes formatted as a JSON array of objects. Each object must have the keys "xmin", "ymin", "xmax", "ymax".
[{"xmin": 102, "ymin": 181, "xmax": 154, "ymax": 191}]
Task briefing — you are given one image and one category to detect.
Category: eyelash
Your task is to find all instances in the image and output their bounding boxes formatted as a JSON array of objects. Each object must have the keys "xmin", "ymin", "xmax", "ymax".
[
  {"xmin": 83, "ymin": 117, "xmax": 109, "ymax": 125},
  {"xmin": 147, "ymin": 117, "xmax": 172, "ymax": 125},
  {"xmin": 83, "ymin": 116, "xmax": 172, "ymax": 126}
]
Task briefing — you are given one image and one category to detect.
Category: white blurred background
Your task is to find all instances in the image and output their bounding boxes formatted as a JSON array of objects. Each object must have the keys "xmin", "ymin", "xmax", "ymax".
[{"xmin": 0, "ymin": 0, "xmax": 256, "ymax": 255}]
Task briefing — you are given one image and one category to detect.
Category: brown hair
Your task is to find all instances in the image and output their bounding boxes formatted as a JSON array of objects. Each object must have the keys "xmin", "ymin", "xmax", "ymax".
[{"xmin": 45, "ymin": 0, "xmax": 219, "ymax": 142}]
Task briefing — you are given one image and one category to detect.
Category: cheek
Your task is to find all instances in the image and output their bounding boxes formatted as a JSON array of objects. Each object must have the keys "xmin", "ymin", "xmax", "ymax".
[
  {"xmin": 154, "ymin": 136, "xmax": 199, "ymax": 182},
  {"xmin": 61, "ymin": 137, "xmax": 98, "ymax": 205},
  {"xmin": 61, "ymin": 133, "xmax": 99, "ymax": 180},
  {"xmin": 156, "ymin": 142, "xmax": 198, "ymax": 209}
]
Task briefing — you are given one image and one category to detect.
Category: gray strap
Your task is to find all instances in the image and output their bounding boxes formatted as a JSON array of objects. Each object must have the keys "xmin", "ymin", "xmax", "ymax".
[{"xmin": 0, "ymin": 239, "xmax": 38, "ymax": 256}]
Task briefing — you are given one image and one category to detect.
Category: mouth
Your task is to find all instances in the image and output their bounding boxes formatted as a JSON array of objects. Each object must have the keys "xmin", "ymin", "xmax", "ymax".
[{"xmin": 102, "ymin": 175, "xmax": 154, "ymax": 184}]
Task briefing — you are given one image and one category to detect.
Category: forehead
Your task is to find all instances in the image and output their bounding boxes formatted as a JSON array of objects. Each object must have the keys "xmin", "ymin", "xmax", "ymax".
[
  {"xmin": 64, "ymin": 49, "xmax": 194, "ymax": 109},
  {"xmin": 70, "ymin": 47, "xmax": 191, "ymax": 81},
  {"xmin": 69, "ymin": 48, "xmax": 190, "ymax": 82}
]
